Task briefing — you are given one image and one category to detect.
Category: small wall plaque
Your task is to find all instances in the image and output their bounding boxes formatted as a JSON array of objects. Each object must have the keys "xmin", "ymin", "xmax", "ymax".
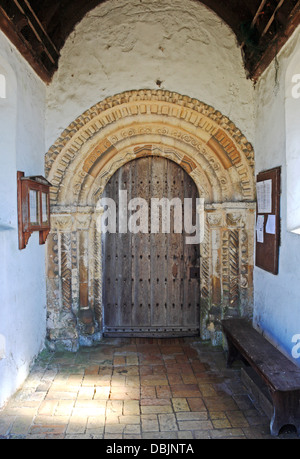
[{"xmin": 17, "ymin": 171, "xmax": 52, "ymax": 250}]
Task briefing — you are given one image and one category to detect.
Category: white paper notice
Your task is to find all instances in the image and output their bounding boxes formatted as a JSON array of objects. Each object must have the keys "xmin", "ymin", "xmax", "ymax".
[
  {"xmin": 256, "ymin": 179, "xmax": 272, "ymax": 214},
  {"xmin": 256, "ymin": 215, "xmax": 264, "ymax": 243},
  {"xmin": 266, "ymin": 214, "xmax": 276, "ymax": 234}
]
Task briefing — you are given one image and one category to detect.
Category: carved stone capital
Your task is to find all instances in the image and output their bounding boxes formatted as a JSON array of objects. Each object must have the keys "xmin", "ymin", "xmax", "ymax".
[
  {"xmin": 51, "ymin": 214, "xmax": 73, "ymax": 232},
  {"xmin": 74, "ymin": 213, "xmax": 93, "ymax": 230},
  {"xmin": 226, "ymin": 212, "xmax": 244, "ymax": 228},
  {"xmin": 206, "ymin": 211, "xmax": 224, "ymax": 227}
]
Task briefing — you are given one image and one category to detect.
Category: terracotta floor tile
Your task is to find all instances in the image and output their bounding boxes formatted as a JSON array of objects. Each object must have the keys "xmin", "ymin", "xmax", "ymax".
[
  {"xmin": 152, "ymin": 366, "xmax": 167, "ymax": 375},
  {"xmin": 141, "ymin": 375, "xmax": 169, "ymax": 386},
  {"xmin": 175, "ymin": 355, "xmax": 190, "ymax": 364},
  {"xmin": 170, "ymin": 384, "xmax": 202, "ymax": 398},
  {"xmin": 38, "ymin": 400, "xmax": 58, "ymax": 416},
  {"xmin": 181, "ymin": 374, "xmax": 197, "ymax": 384},
  {"xmin": 156, "ymin": 385, "xmax": 172, "ymax": 398},
  {"xmin": 176, "ymin": 411, "xmax": 208, "ymax": 421},
  {"xmin": 165, "ymin": 364, "xmax": 181, "ymax": 374},
  {"xmin": 181, "ymin": 347, "xmax": 198, "ymax": 358},
  {"xmin": 167, "ymin": 374, "xmax": 183, "ymax": 385},
  {"xmin": 187, "ymin": 398, "xmax": 206, "ymax": 412},
  {"xmin": 93, "ymin": 387, "xmax": 110, "ymax": 399},
  {"xmin": 162, "ymin": 357, "xmax": 177, "ymax": 365},
  {"xmin": 226, "ymin": 410, "xmax": 249, "ymax": 427},
  {"xmin": 192, "ymin": 362, "xmax": 207, "ymax": 373},
  {"xmin": 141, "ymin": 387, "xmax": 156, "ymax": 399},
  {"xmin": 29, "ymin": 425, "xmax": 67, "ymax": 436},
  {"xmin": 114, "ymin": 345, "xmax": 137, "ymax": 354},
  {"xmin": 160, "ymin": 346, "xmax": 184, "ymax": 355},
  {"xmin": 178, "ymin": 420, "xmax": 213, "ymax": 431},
  {"xmin": 141, "ymin": 398, "xmax": 171, "ymax": 406},
  {"xmin": 141, "ymin": 414, "xmax": 159, "ymax": 432},
  {"xmin": 158, "ymin": 413, "xmax": 178, "ymax": 431},
  {"xmin": 140, "ymin": 366, "xmax": 153, "ymax": 376},
  {"xmin": 113, "ymin": 366, "xmax": 139, "ymax": 376},
  {"xmin": 109, "ymin": 387, "xmax": 140, "ymax": 400},
  {"xmin": 141, "ymin": 359, "xmax": 164, "ymax": 365},
  {"xmin": 177, "ymin": 363, "xmax": 194, "ymax": 374},
  {"xmin": 171, "ymin": 398, "xmax": 190, "ymax": 412},
  {"xmin": 1, "ymin": 337, "xmax": 295, "ymax": 439},
  {"xmin": 141, "ymin": 405, "xmax": 173, "ymax": 415},
  {"xmin": 203, "ymin": 396, "xmax": 239, "ymax": 411},
  {"xmin": 198, "ymin": 383, "xmax": 218, "ymax": 397},
  {"xmin": 125, "ymin": 376, "xmax": 140, "ymax": 387},
  {"xmin": 84, "ymin": 365, "xmax": 100, "ymax": 375},
  {"xmin": 113, "ymin": 357, "xmax": 126, "ymax": 366}
]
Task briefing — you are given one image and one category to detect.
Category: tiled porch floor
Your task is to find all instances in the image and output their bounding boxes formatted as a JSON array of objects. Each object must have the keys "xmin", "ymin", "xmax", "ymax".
[{"xmin": 0, "ymin": 337, "xmax": 298, "ymax": 439}]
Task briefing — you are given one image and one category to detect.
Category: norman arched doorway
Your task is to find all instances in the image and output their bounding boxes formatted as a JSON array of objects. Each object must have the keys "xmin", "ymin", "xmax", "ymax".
[
  {"xmin": 101, "ymin": 156, "xmax": 200, "ymax": 337},
  {"xmin": 45, "ymin": 90, "xmax": 256, "ymax": 351}
]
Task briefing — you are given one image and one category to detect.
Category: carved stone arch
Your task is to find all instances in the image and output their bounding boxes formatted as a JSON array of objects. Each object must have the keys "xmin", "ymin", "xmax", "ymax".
[
  {"xmin": 80, "ymin": 142, "xmax": 218, "ymax": 206},
  {"xmin": 46, "ymin": 90, "xmax": 255, "ymax": 206},
  {"xmin": 87, "ymin": 144, "xmax": 214, "ymax": 206},
  {"xmin": 45, "ymin": 90, "xmax": 256, "ymax": 351}
]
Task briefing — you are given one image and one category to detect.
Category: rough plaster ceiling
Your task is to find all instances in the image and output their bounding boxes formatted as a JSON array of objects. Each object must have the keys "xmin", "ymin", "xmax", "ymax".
[{"xmin": 0, "ymin": 0, "xmax": 299, "ymax": 83}]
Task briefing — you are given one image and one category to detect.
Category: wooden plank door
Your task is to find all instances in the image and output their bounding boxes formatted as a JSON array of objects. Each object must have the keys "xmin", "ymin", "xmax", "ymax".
[{"xmin": 102, "ymin": 156, "xmax": 200, "ymax": 337}]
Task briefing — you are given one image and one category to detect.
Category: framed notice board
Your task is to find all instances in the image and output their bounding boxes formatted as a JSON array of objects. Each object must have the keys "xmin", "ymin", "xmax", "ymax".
[{"xmin": 255, "ymin": 167, "xmax": 281, "ymax": 275}]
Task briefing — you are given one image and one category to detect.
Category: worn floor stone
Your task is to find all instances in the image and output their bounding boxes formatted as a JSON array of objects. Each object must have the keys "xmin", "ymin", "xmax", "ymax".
[{"xmin": 0, "ymin": 337, "xmax": 298, "ymax": 439}]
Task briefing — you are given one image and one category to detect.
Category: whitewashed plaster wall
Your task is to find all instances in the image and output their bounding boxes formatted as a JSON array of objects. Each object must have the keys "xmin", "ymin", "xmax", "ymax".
[
  {"xmin": 285, "ymin": 40, "xmax": 300, "ymax": 234},
  {"xmin": 253, "ymin": 26, "xmax": 300, "ymax": 366},
  {"xmin": 46, "ymin": 0, "xmax": 255, "ymax": 150},
  {"xmin": 0, "ymin": 31, "xmax": 46, "ymax": 408}
]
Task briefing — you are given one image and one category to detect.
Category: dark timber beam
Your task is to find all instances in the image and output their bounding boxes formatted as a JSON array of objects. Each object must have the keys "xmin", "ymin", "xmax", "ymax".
[
  {"xmin": 12, "ymin": 0, "xmax": 59, "ymax": 64},
  {"xmin": 252, "ymin": 0, "xmax": 269, "ymax": 28},
  {"xmin": 0, "ymin": 6, "xmax": 53, "ymax": 83},
  {"xmin": 261, "ymin": 0, "xmax": 286, "ymax": 37},
  {"xmin": 240, "ymin": 0, "xmax": 268, "ymax": 49},
  {"xmin": 250, "ymin": 1, "xmax": 300, "ymax": 80}
]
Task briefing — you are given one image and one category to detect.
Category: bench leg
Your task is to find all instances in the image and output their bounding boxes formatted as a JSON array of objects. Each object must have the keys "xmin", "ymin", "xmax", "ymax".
[
  {"xmin": 225, "ymin": 338, "xmax": 241, "ymax": 368},
  {"xmin": 270, "ymin": 390, "xmax": 300, "ymax": 436}
]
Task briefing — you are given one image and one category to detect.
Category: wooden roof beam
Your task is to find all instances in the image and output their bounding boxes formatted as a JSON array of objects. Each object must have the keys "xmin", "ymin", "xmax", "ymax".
[
  {"xmin": 261, "ymin": 0, "xmax": 286, "ymax": 37},
  {"xmin": 250, "ymin": 0, "xmax": 300, "ymax": 80},
  {"xmin": 0, "ymin": 6, "xmax": 53, "ymax": 83},
  {"xmin": 251, "ymin": 0, "xmax": 269, "ymax": 28},
  {"xmin": 240, "ymin": 0, "xmax": 268, "ymax": 49},
  {"xmin": 12, "ymin": 0, "xmax": 59, "ymax": 61},
  {"xmin": 33, "ymin": 0, "xmax": 61, "ymax": 29}
]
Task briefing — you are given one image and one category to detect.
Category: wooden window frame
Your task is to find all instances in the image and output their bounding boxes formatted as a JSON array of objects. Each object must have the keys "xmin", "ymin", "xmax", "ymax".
[{"xmin": 17, "ymin": 171, "xmax": 52, "ymax": 250}]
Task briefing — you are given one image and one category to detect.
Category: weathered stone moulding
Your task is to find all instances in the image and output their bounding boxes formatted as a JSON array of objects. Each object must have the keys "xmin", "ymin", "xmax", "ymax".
[{"xmin": 45, "ymin": 90, "xmax": 255, "ymax": 351}]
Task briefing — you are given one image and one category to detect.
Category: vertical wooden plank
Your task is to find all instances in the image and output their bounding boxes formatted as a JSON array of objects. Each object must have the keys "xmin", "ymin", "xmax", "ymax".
[
  {"xmin": 114, "ymin": 167, "xmax": 124, "ymax": 329},
  {"xmin": 118, "ymin": 162, "xmax": 132, "ymax": 327},
  {"xmin": 101, "ymin": 192, "xmax": 108, "ymax": 325},
  {"xmin": 150, "ymin": 157, "xmax": 167, "ymax": 328},
  {"xmin": 132, "ymin": 157, "xmax": 151, "ymax": 329},
  {"xmin": 102, "ymin": 155, "xmax": 200, "ymax": 336},
  {"xmin": 102, "ymin": 175, "xmax": 117, "ymax": 329},
  {"xmin": 166, "ymin": 160, "xmax": 183, "ymax": 327},
  {"xmin": 131, "ymin": 158, "xmax": 138, "ymax": 328}
]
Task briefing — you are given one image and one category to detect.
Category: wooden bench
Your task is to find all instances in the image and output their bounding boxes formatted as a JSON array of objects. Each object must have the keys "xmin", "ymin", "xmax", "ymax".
[{"xmin": 222, "ymin": 318, "xmax": 300, "ymax": 436}]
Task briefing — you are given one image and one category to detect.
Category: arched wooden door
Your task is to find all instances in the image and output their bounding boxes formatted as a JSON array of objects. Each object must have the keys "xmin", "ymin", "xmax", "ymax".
[{"xmin": 101, "ymin": 156, "xmax": 200, "ymax": 337}]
